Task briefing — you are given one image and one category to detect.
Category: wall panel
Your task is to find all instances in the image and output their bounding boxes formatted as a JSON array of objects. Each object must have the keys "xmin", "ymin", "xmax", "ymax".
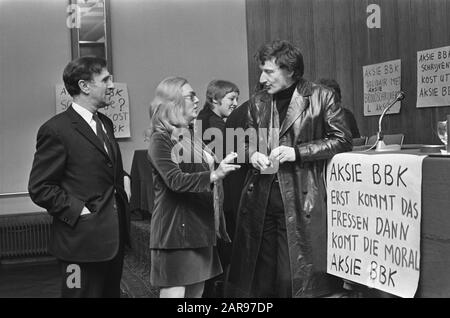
[
  {"xmin": 332, "ymin": 0, "xmax": 354, "ymax": 113},
  {"xmin": 290, "ymin": 0, "xmax": 315, "ymax": 80},
  {"xmin": 246, "ymin": 0, "xmax": 450, "ymax": 144}
]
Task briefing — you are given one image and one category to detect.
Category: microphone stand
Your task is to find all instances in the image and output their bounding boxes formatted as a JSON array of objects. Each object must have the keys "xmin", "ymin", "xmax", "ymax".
[{"xmin": 374, "ymin": 91, "xmax": 405, "ymax": 152}]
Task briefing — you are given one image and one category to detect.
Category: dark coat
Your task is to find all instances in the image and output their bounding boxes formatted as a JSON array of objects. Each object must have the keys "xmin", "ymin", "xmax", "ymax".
[
  {"xmin": 227, "ymin": 79, "xmax": 352, "ymax": 297},
  {"xmin": 196, "ymin": 106, "xmax": 226, "ymax": 146},
  {"xmin": 148, "ymin": 129, "xmax": 230, "ymax": 249},
  {"xmin": 28, "ymin": 106, "xmax": 130, "ymax": 262},
  {"xmin": 223, "ymin": 102, "xmax": 250, "ymax": 239},
  {"xmin": 342, "ymin": 107, "xmax": 361, "ymax": 138}
]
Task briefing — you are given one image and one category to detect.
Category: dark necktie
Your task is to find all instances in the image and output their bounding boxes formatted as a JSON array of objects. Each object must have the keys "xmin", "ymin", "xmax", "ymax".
[{"xmin": 93, "ymin": 112, "xmax": 115, "ymax": 164}]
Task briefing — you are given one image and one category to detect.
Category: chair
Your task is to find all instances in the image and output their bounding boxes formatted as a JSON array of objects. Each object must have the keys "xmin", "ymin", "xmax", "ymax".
[
  {"xmin": 366, "ymin": 133, "xmax": 405, "ymax": 146},
  {"xmin": 352, "ymin": 137, "xmax": 367, "ymax": 146}
]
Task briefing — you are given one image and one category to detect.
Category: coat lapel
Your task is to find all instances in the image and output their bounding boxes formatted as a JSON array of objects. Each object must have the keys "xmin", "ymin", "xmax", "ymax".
[
  {"xmin": 66, "ymin": 105, "xmax": 110, "ymax": 159},
  {"xmin": 279, "ymin": 79, "xmax": 312, "ymax": 137}
]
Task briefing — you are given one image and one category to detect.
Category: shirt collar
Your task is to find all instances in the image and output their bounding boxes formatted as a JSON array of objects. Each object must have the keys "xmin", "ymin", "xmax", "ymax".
[{"xmin": 72, "ymin": 102, "xmax": 94, "ymax": 124}]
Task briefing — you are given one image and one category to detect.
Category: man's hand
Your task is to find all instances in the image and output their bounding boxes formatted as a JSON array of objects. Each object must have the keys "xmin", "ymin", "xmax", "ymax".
[
  {"xmin": 250, "ymin": 151, "xmax": 271, "ymax": 171},
  {"xmin": 124, "ymin": 175, "xmax": 131, "ymax": 201},
  {"xmin": 269, "ymin": 146, "xmax": 296, "ymax": 163}
]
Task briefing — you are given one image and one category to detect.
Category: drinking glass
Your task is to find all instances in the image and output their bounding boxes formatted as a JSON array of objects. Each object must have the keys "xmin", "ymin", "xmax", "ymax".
[{"xmin": 437, "ymin": 120, "xmax": 448, "ymax": 147}]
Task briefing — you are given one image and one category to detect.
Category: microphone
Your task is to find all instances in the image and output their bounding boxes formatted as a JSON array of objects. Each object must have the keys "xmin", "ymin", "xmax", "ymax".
[{"xmin": 374, "ymin": 91, "xmax": 405, "ymax": 152}]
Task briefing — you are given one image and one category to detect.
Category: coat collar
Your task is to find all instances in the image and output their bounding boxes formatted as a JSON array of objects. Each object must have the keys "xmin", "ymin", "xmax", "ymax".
[
  {"xmin": 279, "ymin": 78, "xmax": 311, "ymax": 137},
  {"xmin": 295, "ymin": 78, "xmax": 313, "ymax": 97},
  {"xmin": 66, "ymin": 105, "xmax": 111, "ymax": 160}
]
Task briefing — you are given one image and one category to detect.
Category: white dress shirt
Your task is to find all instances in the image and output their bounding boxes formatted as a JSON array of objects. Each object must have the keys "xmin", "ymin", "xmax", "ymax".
[{"xmin": 72, "ymin": 102, "xmax": 109, "ymax": 154}]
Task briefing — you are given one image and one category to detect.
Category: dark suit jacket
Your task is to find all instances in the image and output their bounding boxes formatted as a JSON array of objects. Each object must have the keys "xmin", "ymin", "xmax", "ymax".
[
  {"xmin": 196, "ymin": 106, "xmax": 226, "ymax": 153},
  {"xmin": 28, "ymin": 105, "xmax": 130, "ymax": 262},
  {"xmin": 342, "ymin": 107, "xmax": 360, "ymax": 138}
]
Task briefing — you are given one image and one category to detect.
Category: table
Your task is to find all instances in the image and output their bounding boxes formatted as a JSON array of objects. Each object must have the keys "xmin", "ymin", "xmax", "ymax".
[
  {"xmin": 418, "ymin": 153, "xmax": 450, "ymax": 297},
  {"xmin": 129, "ymin": 150, "xmax": 154, "ymax": 220}
]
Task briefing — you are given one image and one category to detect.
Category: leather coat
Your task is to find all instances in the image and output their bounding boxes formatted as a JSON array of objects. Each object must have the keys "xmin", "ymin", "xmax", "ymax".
[{"xmin": 227, "ymin": 79, "xmax": 352, "ymax": 297}]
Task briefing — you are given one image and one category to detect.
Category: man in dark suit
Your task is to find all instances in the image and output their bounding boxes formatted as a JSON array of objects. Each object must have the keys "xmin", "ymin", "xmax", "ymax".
[{"xmin": 28, "ymin": 56, "xmax": 130, "ymax": 298}]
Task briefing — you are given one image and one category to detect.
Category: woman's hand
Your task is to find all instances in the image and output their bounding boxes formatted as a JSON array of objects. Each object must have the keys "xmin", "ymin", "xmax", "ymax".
[{"xmin": 210, "ymin": 152, "xmax": 240, "ymax": 183}]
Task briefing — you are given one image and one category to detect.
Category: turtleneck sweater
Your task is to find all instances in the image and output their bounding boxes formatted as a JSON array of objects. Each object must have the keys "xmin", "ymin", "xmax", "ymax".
[
  {"xmin": 272, "ymin": 81, "xmax": 300, "ymax": 161},
  {"xmin": 273, "ymin": 81, "xmax": 297, "ymax": 126}
]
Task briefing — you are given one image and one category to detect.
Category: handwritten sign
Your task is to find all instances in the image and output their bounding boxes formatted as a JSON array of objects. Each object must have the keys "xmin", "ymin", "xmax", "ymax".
[
  {"xmin": 55, "ymin": 83, "xmax": 131, "ymax": 138},
  {"xmin": 417, "ymin": 45, "xmax": 450, "ymax": 108},
  {"xmin": 363, "ymin": 59, "xmax": 401, "ymax": 116},
  {"xmin": 326, "ymin": 152, "xmax": 425, "ymax": 298}
]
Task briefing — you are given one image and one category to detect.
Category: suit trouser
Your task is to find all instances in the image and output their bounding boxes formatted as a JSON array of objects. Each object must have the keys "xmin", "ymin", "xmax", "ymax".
[
  {"xmin": 59, "ymin": 244, "xmax": 124, "ymax": 298},
  {"xmin": 59, "ymin": 199, "xmax": 126, "ymax": 298},
  {"xmin": 251, "ymin": 179, "xmax": 292, "ymax": 298}
]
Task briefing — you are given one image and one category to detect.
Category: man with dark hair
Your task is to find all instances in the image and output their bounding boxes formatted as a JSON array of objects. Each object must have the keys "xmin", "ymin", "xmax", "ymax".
[
  {"xmin": 317, "ymin": 78, "xmax": 360, "ymax": 138},
  {"xmin": 227, "ymin": 40, "xmax": 352, "ymax": 298},
  {"xmin": 28, "ymin": 56, "xmax": 130, "ymax": 297}
]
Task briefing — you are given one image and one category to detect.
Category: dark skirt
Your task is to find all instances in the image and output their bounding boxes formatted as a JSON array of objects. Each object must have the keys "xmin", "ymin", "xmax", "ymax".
[{"xmin": 150, "ymin": 246, "xmax": 222, "ymax": 287}]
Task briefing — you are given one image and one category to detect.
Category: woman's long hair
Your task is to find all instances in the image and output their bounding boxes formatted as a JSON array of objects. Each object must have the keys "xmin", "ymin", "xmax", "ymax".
[
  {"xmin": 145, "ymin": 76, "xmax": 213, "ymax": 166},
  {"xmin": 146, "ymin": 76, "xmax": 189, "ymax": 139}
]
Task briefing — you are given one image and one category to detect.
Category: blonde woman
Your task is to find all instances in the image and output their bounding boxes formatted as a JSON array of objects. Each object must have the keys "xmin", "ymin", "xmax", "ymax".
[{"xmin": 147, "ymin": 77, "xmax": 239, "ymax": 298}]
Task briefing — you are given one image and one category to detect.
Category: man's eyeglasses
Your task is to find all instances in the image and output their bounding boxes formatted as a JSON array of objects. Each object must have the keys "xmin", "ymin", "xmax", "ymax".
[{"xmin": 183, "ymin": 92, "xmax": 197, "ymax": 102}]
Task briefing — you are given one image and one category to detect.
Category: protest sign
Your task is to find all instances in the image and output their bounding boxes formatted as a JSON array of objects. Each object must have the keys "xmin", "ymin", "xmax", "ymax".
[
  {"xmin": 326, "ymin": 152, "xmax": 425, "ymax": 298},
  {"xmin": 417, "ymin": 45, "xmax": 450, "ymax": 108},
  {"xmin": 363, "ymin": 59, "xmax": 401, "ymax": 116}
]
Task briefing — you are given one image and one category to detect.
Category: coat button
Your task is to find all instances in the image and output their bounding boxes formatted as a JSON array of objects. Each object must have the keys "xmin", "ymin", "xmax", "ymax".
[
  {"xmin": 107, "ymin": 162, "xmax": 113, "ymax": 168},
  {"xmin": 288, "ymin": 216, "xmax": 294, "ymax": 223},
  {"xmin": 181, "ymin": 223, "xmax": 185, "ymax": 227},
  {"xmin": 248, "ymin": 184, "xmax": 254, "ymax": 192}
]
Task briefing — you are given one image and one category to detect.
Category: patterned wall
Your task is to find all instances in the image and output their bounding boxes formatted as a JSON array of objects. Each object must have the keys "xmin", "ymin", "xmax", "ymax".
[{"xmin": 245, "ymin": 0, "xmax": 450, "ymax": 144}]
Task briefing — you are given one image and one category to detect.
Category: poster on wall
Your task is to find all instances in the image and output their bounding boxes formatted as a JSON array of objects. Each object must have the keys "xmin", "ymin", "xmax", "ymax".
[
  {"xmin": 363, "ymin": 59, "xmax": 401, "ymax": 116},
  {"xmin": 326, "ymin": 152, "xmax": 425, "ymax": 298},
  {"xmin": 55, "ymin": 83, "xmax": 131, "ymax": 138},
  {"xmin": 417, "ymin": 45, "xmax": 450, "ymax": 108}
]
